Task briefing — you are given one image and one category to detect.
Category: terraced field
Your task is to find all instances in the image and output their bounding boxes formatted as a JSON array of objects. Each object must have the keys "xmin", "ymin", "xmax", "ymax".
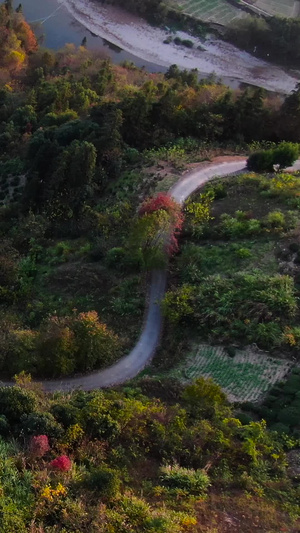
[
  {"xmin": 168, "ymin": 344, "xmax": 292, "ymax": 402},
  {"xmin": 246, "ymin": 0, "xmax": 300, "ymax": 17},
  {"xmin": 176, "ymin": 0, "xmax": 247, "ymax": 25},
  {"xmin": 175, "ymin": 0, "xmax": 300, "ymax": 25}
]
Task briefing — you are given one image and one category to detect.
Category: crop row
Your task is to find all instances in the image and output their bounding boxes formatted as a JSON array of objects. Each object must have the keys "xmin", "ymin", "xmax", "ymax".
[
  {"xmin": 177, "ymin": 0, "xmax": 244, "ymax": 24},
  {"xmin": 171, "ymin": 344, "xmax": 292, "ymax": 402}
]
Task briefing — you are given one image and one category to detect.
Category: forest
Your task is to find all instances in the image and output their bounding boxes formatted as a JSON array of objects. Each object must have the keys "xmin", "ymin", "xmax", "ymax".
[{"xmin": 0, "ymin": 2, "xmax": 300, "ymax": 531}]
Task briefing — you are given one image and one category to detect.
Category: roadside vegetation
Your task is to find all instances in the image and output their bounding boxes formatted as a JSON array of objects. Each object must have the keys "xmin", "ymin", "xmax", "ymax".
[{"xmin": 163, "ymin": 168, "xmax": 300, "ymax": 351}]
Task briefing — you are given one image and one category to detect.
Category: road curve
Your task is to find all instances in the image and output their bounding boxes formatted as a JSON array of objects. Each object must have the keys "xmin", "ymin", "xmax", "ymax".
[{"xmin": 2, "ymin": 158, "xmax": 248, "ymax": 392}]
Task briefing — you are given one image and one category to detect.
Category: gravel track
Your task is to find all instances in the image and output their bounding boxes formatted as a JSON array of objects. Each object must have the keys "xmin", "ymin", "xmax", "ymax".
[{"xmin": 1, "ymin": 158, "xmax": 261, "ymax": 392}]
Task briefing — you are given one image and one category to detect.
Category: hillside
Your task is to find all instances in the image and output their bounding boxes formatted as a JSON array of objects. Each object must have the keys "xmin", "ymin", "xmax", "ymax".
[{"xmin": 0, "ymin": 5, "xmax": 300, "ymax": 531}]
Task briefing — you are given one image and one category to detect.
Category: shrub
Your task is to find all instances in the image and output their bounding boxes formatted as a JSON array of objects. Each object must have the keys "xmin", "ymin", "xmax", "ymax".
[
  {"xmin": 182, "ymin": 39, "xmax": 194, "ymax": 48},
  {"xmin": 131, "ymin": 193, "xmax": 183, "ymax": 265},
  {"xmin": 235, "ymin": 247, "xmax": 252, "ymax": 259},
  {"xmin": 270, "ymin": 422, "xmax": 290, "ymax": 434},
  {"xmin": 289, "ymin": 242, "xmax": 300, "ymax": 253},
  {"xmin": 28, "ymin": 435, "xmax": 50, "ymax": 458},
  {"xmin": 278, "ymin": 406, "xmax": 299, "ymax": 427},
  {"xmin": 247, "ymin": 149, "xmax": 274, "ymax": 172},
  {"xmin": 0, "ymin": 386, "xmax": 37, "ymax": 424},
  {"xmin": 83, "ymin": 467, "xmax": 120, "ymax": 497},
  {"xmin": 71, "ymin": 311, "xmax": 121, "ymax": 372},
  {"xmin": 174, "ymin": 37, "xmax": 182, "ymax": 45},
  {"xmin": 207, "ymin": 182, "xmax": 227, "ymax": 199},
  {"xmin": 247, "ymin": 142, "xmax": 298, "ymax": 172},
  {"xmin": 219, "ymin": 213, "xmax": 262, "ymax": 238},
  {"xmin": 0, "ymin": 415, "xmax": 9, "ymax": 435},
  {"xmin": 264, "ymin": 210, "xmax": 286, "ymax": 229},
  {"xmin": 20, "ymin": 412, "xmax": 63, "ymax": 439},
  {"xmin": 225, "ymin": 346, "xmax": 236, "ymax": 357},
  {"xmin": 160, "ymin": 464, "xmax": 210, "ymax": 495},
  {"xmin": 259, "ymin": 406, "xmax": 276, "ymax": 422},
  {"xmin": 272, "ymin": 143, "xmax": 299, "ymax": 169},
  {"xmin": 123, "ymin": 147, "xmax": 140, "ymax": 164},
  {"xmin": 236, "ymin": 412, "xmax": 254, "ymax": 425},
  {"xmin": 50, "ymin": 403, "xmax": 79, "ymax": 428},
  {"xmin": 250, "ymin": 321, "xmax": 282, "ymax": 349},
  {"xmin": 50, "ymin": 455, "xmax": 72, "ymax": 472},
  {"xmin": 37, "ymin": 311, "xmax": 120, "ymax": 376},
  {"xmin": 105, "ymin": 247, "xmax": 127, "ymax": 270}
]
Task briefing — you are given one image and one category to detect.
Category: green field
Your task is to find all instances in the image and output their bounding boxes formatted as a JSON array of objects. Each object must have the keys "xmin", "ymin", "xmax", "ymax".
[
  {"xmin": 248, "ymin": 0, "xmax": 299, "ymax": 17},
  {"xmin": 167, "ymin": 344, "xmax": 292, "ymax": 402},
  {"xmin": 176, "ymin": 0, "xmax": 246, "ymax": 25},
  {"xmin": 175, "ymin": 0, "xmax": 299, "ymax": 25}
]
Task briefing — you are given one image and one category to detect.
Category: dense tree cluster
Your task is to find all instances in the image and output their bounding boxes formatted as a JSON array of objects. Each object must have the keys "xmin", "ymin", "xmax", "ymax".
[
  {"xmin": 226, "ymin": 15, "xmax": 300, "ymax": 66},
  {"xmin": 0, "ymin": 0, "xmax": 37, "ymax": 77}
]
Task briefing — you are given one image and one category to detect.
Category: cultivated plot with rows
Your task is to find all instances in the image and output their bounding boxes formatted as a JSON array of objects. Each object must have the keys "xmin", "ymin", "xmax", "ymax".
[
  {"xmin": 176, "ymin": 0, "xmax": 247, "ymax": 25},
  {"xmin": 246, "ymin": 0, "xmax": 300, "ymax": 17},
  {"xmin": 168, "ymin": 344, "xmax": 293, "ymax": 402}
]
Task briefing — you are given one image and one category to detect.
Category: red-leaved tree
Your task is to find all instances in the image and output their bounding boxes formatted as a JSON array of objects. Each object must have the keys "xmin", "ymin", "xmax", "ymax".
[
  {"xmin": 139, "ymin": 193, "xmax": 183, "ymax": 254},
  {"xmin": 50, "ymin": 455, "xmax": 72, "ymax": 472},
  {"xmin": 29, "ymin": 435, "xmax": 50, "ymax": 458}
]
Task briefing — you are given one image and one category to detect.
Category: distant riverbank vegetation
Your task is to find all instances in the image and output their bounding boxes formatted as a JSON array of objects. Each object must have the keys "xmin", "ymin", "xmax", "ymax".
[{"xmin": 226, "ymin": 15, "xmax": 300, "ymax": 67}]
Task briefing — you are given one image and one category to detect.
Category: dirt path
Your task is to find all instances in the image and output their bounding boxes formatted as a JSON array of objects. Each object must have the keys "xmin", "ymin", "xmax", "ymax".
[
  {"xmin": 1, "ymin": 158, "xmax": 246, "ymax": 392},
  {"xmin": 3, "ymin": 157, "xmax": 299, "ymax": 392}
]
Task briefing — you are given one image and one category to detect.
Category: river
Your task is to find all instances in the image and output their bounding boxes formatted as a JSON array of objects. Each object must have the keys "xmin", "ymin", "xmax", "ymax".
[
  {"xmin": 12, "ymin": 0, "xmax": 244, "ymax": 89},
  {"xmin": 14, "ymin": 0, "xmax": 166, "ymax": 71}
]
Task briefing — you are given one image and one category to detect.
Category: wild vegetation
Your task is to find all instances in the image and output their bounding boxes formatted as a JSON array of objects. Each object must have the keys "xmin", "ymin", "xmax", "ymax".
[
  {"xmin": 245, "ymin": 367, "xmax": 300, "ymax": 436},
  {"xmin": 0, "ymin": 374, "xmax": 300, "ymax": 532},
  {"xmin": 162, "ymin": 170, "xmax": 300, "ymax": 353}
]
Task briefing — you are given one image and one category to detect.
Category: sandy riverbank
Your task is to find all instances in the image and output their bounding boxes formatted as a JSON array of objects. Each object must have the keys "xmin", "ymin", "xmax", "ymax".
[{"xmin": 58, "ymin": 0, "xmax": 299, "ymax": 94}]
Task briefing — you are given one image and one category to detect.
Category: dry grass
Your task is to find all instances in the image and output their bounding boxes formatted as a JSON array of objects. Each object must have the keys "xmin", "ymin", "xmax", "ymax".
[{"xmin": 195, "ymin": 493, "xmax": 299, "ymax": 532}]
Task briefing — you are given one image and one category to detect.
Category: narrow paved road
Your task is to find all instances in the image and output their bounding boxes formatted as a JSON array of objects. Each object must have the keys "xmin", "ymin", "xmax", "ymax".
[{"xmin": 2, "ymin": 158, "xmax": 248, "ymax": 391}]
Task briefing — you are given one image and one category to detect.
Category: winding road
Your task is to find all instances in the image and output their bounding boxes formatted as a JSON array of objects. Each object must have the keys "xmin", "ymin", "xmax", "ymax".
[{"xmin": 2, "ymin": 158, "xmax": 250, "ymax": 391}]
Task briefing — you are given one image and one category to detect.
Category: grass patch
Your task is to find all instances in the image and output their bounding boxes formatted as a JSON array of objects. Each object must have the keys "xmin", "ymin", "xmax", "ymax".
[{"xmin": 177, "ymin": 239, "xmax": 278, "ymax": 283}]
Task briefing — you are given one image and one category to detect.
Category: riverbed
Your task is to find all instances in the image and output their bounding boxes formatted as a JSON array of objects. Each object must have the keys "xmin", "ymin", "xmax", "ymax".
[{"xmin": 13, "ymin": 0, "xmax": 300, "ymax": 93}]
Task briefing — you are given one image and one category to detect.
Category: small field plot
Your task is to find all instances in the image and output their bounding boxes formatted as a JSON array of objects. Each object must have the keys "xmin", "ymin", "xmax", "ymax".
[
  {"xmin": 250, "ymin": 0, "xmax": 299, "ymax": 17},
  {"xmin": 176, "ymin": 0, "xmax": 247, "ymax": 25},
  {"xmin": 168, "ymin": 344, "xmax": 292, "ymax": 402}
]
